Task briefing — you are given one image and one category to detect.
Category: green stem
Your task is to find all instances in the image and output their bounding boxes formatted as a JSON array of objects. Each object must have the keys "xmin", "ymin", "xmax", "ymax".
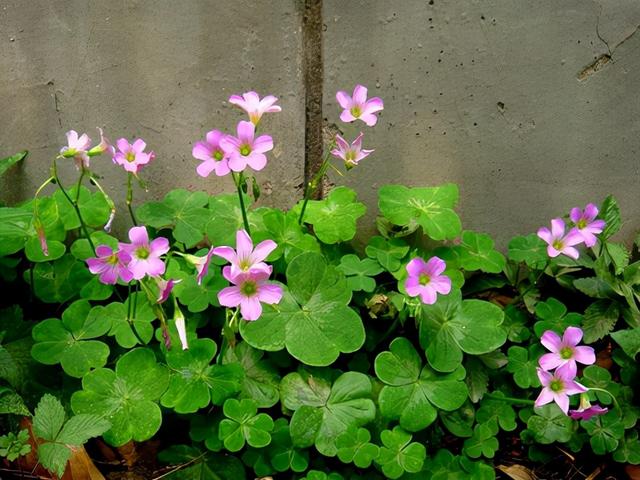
[
  {"xmin": 232, "ymin": 172, "xmax": 251, "ymax": 234},
  {"xmin": 89, "ymin": 174, "xmax": 116, "ymax": 230},
  {"xmin": 52, "ymin": 159, "xmax": 95, "ymax": 254},
  {"xmin": 298, "ymin": 146, "xmax": 334, "ymax": 225},
  {"xmin": 75, "ymin": 167, "xmax": 86, "ymax": 203},
  {"xmin": 127, "ymin": 173, "xmax": 137, "ymax": 226},
  {"xmin": 484, "ymin": 392, "xmax": 536, "ymax": 405},
  {"xmin": 222, "ymin": 308, "xmax": 239, "ymax": 350},
  {"xmin": 588, "ymin": 387, "xmax": 620, "ymax": 410}
]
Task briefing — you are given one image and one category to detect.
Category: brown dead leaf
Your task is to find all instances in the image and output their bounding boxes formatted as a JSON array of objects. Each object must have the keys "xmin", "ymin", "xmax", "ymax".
[
  {"xmin": 118, "ymin": 441, "xmax": 138, "ymax": 468},
  {"xmin": 625, "ymin": 464, "xmax": 640, "ymax": 479},
  {"xmin": 62, "ymin": 447, "xmax": 104, "ymax": 480},
  {"xmin": 585, "ymin": 465, "xmax": 603, "ymax": 480},
  {"xmin": 497, "ymin": 464, "xmax": 538, "ymax": 480}
]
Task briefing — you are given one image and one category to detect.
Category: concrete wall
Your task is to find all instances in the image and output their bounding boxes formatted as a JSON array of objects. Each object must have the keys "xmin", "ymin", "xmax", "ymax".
[{"xmin": 1, "ymin": 1, "xmax": 639, "ymax": 246}]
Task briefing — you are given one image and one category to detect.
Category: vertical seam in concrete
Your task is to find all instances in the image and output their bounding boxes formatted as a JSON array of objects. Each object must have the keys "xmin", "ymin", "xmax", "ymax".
[{"xmin": 302, "ymin": 0, "xmax": 324, "ymax": 198}]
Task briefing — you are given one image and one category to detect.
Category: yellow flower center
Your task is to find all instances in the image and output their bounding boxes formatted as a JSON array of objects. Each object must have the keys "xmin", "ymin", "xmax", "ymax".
[
  {"xmin": 350, "ymin": 106, "xmax": 362, "ymax": 117},
  {"xmin": 419, "ymin": 273, "xmax": 430, "ymax": 286},
  {"xmin": 213, "ymin": 150, "xmax": 224, "ymax": 161},
  {"xmin": 125, "ymin": 152, "xmax": 136, "ymax": 163},
  {"xmin": 240, "ymin": 280, "xmax": 257, "ymax": 296},
  {"xmin": 136, "ymin": 247, "xmax": 150, "ymax": 259},
  {"xmin": 240, "ymin": 145, "xmax": 251, "ymax": 156}
]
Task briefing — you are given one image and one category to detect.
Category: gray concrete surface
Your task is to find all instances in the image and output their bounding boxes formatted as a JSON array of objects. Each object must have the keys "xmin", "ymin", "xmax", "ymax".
[
  {"xmin": 1, "ymin": 0, "xmax": 639, "ymax": 247},
  {"xmin": 0, "ymin": 0, "xmax": 304, "ymax": 233},
  {"xmin": 324, "ymin": 0, "xmax": 640, "ymax": 246}
]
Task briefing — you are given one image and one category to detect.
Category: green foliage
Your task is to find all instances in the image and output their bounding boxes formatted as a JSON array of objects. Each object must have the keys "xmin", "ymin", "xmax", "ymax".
[
  {"xmin": 379, "ymin": 184, "xmax": 461, "ymax": 240},
  {"xmin": 527, "ymin": 404, "xmax": 575, "ymax": 444},
  {"xmin": 463, "ymin": 423, "xmax": 498, "ymax": 458},
  {"xmin": 455, "ymin": 231, "xmax": 506, "ymax": 273},
  {"xmin": 419, "ymin": 289, "xmax": 506, "ymax": 372},
  {"xmin": 533, "ymin": 297, "xmax": 583, "ymax": 337},
  {"xmin": 298, "ymin": 186, "xmax": 366, "ymax": 244},
  {"xmin": 337, "ymin": 254, "xmax": 382, "ymax": 292},
  {"xmin": 33, "ymin": 394, "xmax": 110, "ymax": 478},
  {"xmin": 506, "ymin": 345, "xmax": 543, "ymax": 389},
  {"xmin": 0, "ymin": 429, "xmax": 31, "ymax": 461},
  {"xmin": 376, "ymin": 426, "xmax": 426, "ymax": 479},
  {"xmin": 280, "ymin": 370, "xmax": 375, "ymax": 456},
  {"xmin": 0, "ymin": 150, "xmax": 27, "ymax": 176},
  {"xmin": 582, "ymin": 411, "xmax": 625, "ymax": 454},
  {"xmin": 365, "ymin": 236, "xmax": 410, "ymax": 272},
  {"xmin": 336, "ymin": 426, "xmax": 379, "ymax": 468},
  {"xmin": 218, "ymin": 398, "xmax": 274, "ymax": 452},
  {"xmin": 375, "ymin": 337, "xmax": 468, "ymax": 431},
  {"xmin": 240, "ymin": 252, "xmax": 365, "ymax": 366},
  {"xmin": 507, "ymin": 234, "xmax": 547, "ymax": 269},
  {"xmin": 71, "ymin": 348, "xmax": 169, "ymax": 446},
  {"xmin": 158, "ymin": 445, "xmax": 246, "ymax": 479},
  {"xmin": 268, "ymin": 418, "xmax": 309, "ymax": 472}
]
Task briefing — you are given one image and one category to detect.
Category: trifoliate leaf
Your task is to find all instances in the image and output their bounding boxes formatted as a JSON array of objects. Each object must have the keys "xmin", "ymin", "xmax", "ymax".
[
  {"xmin": 158, "ymin": 445, "xmax": 247, "ymax": 480},
  {"xmin": 218, "ymin": 398, "xmax": 274, "ymax": 452},
  {"xmin": 376, "ymin": 426, "xmax": 426, "ymax": 479},
  {"xmin": 527, "ymin": 404, "xmax": 575, "ymax": 444},
  {"xmin": 455, "ymin": 231, "xmax": 506, "ymax": 273},
  {"xmin": 533, "ymin": 297, "xmax": 582, "ymax": 337},
  {"xmin": 419, "ymin": 289, "xmax": 506, "ymax": 372},
  {"xmin": 506, "ymin": 345, "xmax": 543, "ymax": 389},
  {"xmin": 268, "ymin": 418, "xmax": 309, "ymax": 473},
  {"xmin": 337, "ymin": 254, "xmax": 383, "ymax": 292},
  {"xmin": 582, "ymin": 411, "xmax": 624, "ymax": 454},
  {"xmin": 261, "ymin": 209, "xmax": 320, "ymax": 263},
  {"xmin": 240, "ymin": 252, "xmax": 365, "ymax": 366},
  {"xmin": 365, "ymin": 236, "xmax": 409, "ymax": 272},
  {"xmin": 335, "ymin": 426, "xmax": 379, "ymax": 468},
  {"xmin": 463, "ymin": 423, "xmax": 498, "ymax": 458},
  {"xmin": 507, "ymin": 234, "xmax": 547, "ymax": 269}
]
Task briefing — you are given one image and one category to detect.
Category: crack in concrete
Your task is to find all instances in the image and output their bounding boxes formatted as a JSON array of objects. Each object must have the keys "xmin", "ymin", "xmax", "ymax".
[{"xmin": 578, "ymin": 5, "xmax": 640, "ymax": 81}]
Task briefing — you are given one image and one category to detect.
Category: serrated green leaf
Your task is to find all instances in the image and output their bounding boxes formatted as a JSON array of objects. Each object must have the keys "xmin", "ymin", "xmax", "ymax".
[
  {"xmin": 33, "ymin": 394, "xmax": 65, "ymax": 442},
  {"xmin": 611, "ymin": 328, "xmax": 640, "ymax": 359},
  {"xmin": 600, "ymin": 195, "xmax": 621, "ymax": 240},
  {"xmin": 57, "ymin": 414, "xmax": 111, "ymax": 445},
  {"xmin": 583, "ymin": 300, "xmax": 619, "ymax": 343},
  {"xmin": 38, "ymin": 442, "xmax": 71, "ymax": 478}
]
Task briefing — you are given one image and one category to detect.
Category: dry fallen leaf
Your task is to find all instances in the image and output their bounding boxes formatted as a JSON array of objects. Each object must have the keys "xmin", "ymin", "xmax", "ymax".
[
  {"xmin": 63, "ymin": 447, "xmax": 105, "ymax": 480},
  {"xmin": 497, "ymin": 464, "xmax": 538, "ymax": 480},
  {"xmin": 625, "ymin": 464, "xmax": 640, "ymax": 480}
]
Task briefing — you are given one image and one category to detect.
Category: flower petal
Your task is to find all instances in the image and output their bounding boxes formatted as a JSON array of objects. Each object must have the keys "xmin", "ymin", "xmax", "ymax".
[
  {"xmin": 236, "ymin": 120, "xmax": 255, "ymax": 144},
  {"xmin": 128, "ymin": 226, "xmax": 149, "ymax": 245},
  {"xmin": 538, "ymin": 352, "xmax": 563, "ymax": 371},
  {"xmin": 353, "ymin": 84, "xmax": 368, "ymax": 104},
  {"xmin": 540, "ymin": 330, "xmax": 562, "ymax": 352},
  {"xmin": 196, "ymin": 159, "xmax": 216, "ymax": 177},
  {"xmin": 562, "ymin": 326, "xmax": 583, "ymax": 346},
  {"xmin": 573, "ymin": 346, "xmax": 596, "ymax": 365},
  {"xmin": 252, "ymin": 135, "xmax": 274, "ymax": 154},
  {"xmin": 192, "ymin": 141, "xmax": 213, "ymax": 161},
  {"xmin": 246, "ymin": 152, "xmax": 267, "ymax": 171},
  {"xmin": 406, "ymin": 258, "xmax": 427, "ymax": 277},
  {"xmin": 336, "ymin": 90, "xmax": 352, "ymax": 109},
  {"xmin": 551, "ymin": 218, "xmax": 565, "ymax": 238},
  {"xmin": 240, "ymin": 296, "xmax": 263, "ymax": 321},
  {"xmin": 218, "ymin": 286, "xmax": 243, "ymax": 308},
  {"xmin": 251, "ymin": 239, "xmax": 277, "ymax": 264},
  {"xmin": 258, "ymin": 283, "xmax": 283, "ymax": 304}
]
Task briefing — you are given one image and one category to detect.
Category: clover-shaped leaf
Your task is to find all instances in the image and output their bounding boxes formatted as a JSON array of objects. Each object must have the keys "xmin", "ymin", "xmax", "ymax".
[
  {"xmin": 365, "ymin": 235, "xmax": 410, "ymax": 273},
  {"xmin": 336, "ymin": 426, "xmax": 379, "ymax": 468},
  {"xmin": 534, "ymin": 298, "xmax": 582, "ymax": 337},
  {"xmin": 261, "ymin": 209, "xmax": 320, "ymax": 263},
  {"xmin": 205, "ymin": 193, "xmax": 265, "ymax": 248},
  {"xmin": 240, "ymin": 252, "xmax": 365, "ymax": 366},
  {"xmin": 379, "ymin": 184, "xmax": 461, "ymax": 241},
  {"xmin": 527, "ymin": 404, "xmax": 575, "ymax": 444},
  {"xmin": 268, "ymin": 418, "xmax": 309, "ymax": 473},
  {"xmin": 455, "ymin": 231, "xmax": 506, "ymax": 273},
  {"xmin": 31, "ymin": 300, "xmax": 111, "ymax": 378},
  {"xmin": 440, "ymin": 401, "xmax": 475, "ymax": 437},
  {"xmin": 299, "ymin": 186, "xmax": 366, "ymax": 244},
  {"xmin": 502, "ymin": 305, "xmax": 531, "ymax": 343},
  {"xmin": 463, "ymin": 423, "xmax": 498, "ymax": 459},
  {"xmin": 218, "ymin": 398, "xmax": 274, "ymax": 452},
  {"xmin": 337, "ymin": 254, "xmax": 383, "ymax": 292},
  {"xmin": 222, "ymin": 342, "xmax": 280, "ymax": 408},
  {"xmin": 376, "ymin": 426, "xmax": 426, "ymax": 479},
  {"xmin": 100, "ymin": 293, "xmax": 156, "ymax": 348},
  {"xmin": 613, "ymin": 431, "xmax": 640, "ymax": 464},
  {"xmin": 423, "ymin": 448, "xmax": 465, "ymax": 477},
  {"xmin": 280, "ymin": 370, "xmax": 375, "ymax": 456},
  {"xmin": 0, "ymin": 207, "xmax": 31, "ymax": 256},
  {"xmin": 137, "ymin": 189, "xmax": 210, "ymax": 247},
  {"xmin": 71, "ymin": 348, "xmax": 169, "ymax": 446},
  {"xmin": 28, "ymin": 254, "xmax": 92, "ymax": 303},
  {"xmin": 54, "ymin": 186, "xmax": 111, "ymax": 230},
  {"xmin": 419, "ymin": 289, "xmax": 506, "ymax": 372},
  {"xmin": 508, "ymin": 234, "xmax": 548, "ymax": 269},
  {"xmin": 301, "ymin": 471, "xmax": 344, "ymax": 480},
  {"xmin": 375, "ymin": 337, "xmax": 468, "ymax": 431},
  {"xmin": 161, "ymin": 338, "xmax": 242, "ymax": 414},
  {"xmin": 506, "ymin": 345, "xmax": 543, "ymax": 389},
  {"xmin": 476, "ymin": 392, "xmax": 518, "ymax": 435},
  {"xmin": 582, "ymin": 365, "xmax": 619, "ymax": 404},
  {"xmin": 171, "ymin": 261, "xmax": 227, "ymax": 313},
  {"xmin": 582, "ymin": 411, "xmax": 624, "ymax": 454}
]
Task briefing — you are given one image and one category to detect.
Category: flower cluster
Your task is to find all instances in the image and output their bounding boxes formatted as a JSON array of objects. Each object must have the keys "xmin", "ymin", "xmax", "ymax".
[
  {"xmin": 86, "ymin": 226, "xmax": 169, "ymax": 284},
  {"xmin": 404, "ymin": 256, "xmax": 451, "ymax": 305},
  {"xmin": 213, "ymin": 230, "xmax": 282, "ymax": 321},
  {"xmin": 330, "ymin": 84, "xmax": 383, "ymax": 170},
  {"xmin": 537, "ymin": 203, "xmax": 605, "ymax": 259},
  {"xmin": 193, "ymin": 91, "xmax": 278, "ymax": 178},
  {"xmin": 535, "ymin": 327, "xmax": 606, "ymax": 419}
]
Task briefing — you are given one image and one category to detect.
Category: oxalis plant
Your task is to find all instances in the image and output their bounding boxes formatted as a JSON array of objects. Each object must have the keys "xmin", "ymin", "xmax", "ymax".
[{"xmin": 0, "ymin": 83, "xmax": 639, "ymax": 480}]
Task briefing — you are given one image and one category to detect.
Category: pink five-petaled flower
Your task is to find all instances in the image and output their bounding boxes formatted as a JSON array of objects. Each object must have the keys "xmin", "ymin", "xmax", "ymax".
[
  {"xmin": 336, "ymin": 84, "xmax": 384, "ymax": 127},
  {"xmin": 228, "ymin": 91, "xmax": 281, "ymax": 125},
  {"xmin": 405, "ymin": 257, "xmax": 452, "ymax": 305},
  {"xmin": 86, "ymin": 245, "xmax": 133, "ymax": 285},
  {"xmin": 570, "ymin": 203, "xmax": 606, "ymax": 248},
  {"xmin": 60, "ymin": 130, "xmax": 92, "ymax": 169},
  {"xmin": 119, "ymin": 226, "xmax": 169, "ymax": 280},
  {"xmin": 113, "ymin": 138, "xmax": 155, "ymax": 174},
  {"xmin": 537, "ymin": 218, "xmax": 584, "ymax": 260},
  {"xmin": 539, "ymin": 327, "xmax": 596, "ymax": 377},
  {"xmin": 218, "ymin": 267, "xmax": 282, "ymax": 321},
  {"xmin": 193, "ymin": 130, "xmax": 231, "ymax": 178},
  {"xmin": 535, "ymin": 365, "xmax": 588, "ymax": 414},
  {"xmin": 212, "ymin": 229, "xmax": 276, "ymax": 278},
  {"xmin": 331, "ymin": 133, "xmax": 374, "ymax": 170},
  {"xmin": 220, "ymin": 121, "xmax": 274, "ymax": 173},
  {"xmin": 569, "ymin": 393, "xmax": 608, "ymax": 420}
]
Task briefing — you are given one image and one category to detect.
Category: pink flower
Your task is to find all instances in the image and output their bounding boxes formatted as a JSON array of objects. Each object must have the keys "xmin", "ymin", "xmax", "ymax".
[
  {"xmin": 569, "ymin": 394, "xmax": 608, "ymax": 420},
  {"xmin": 174, "ymin": 306, "xmax": 188, "ymax": 350},
  {"xmin": 60, "ymin": 130, "xmax": 92, "ymax": 169},
  {"xmin": 193, "ymin": 130, "xmax": 231, "ymax": 178},
  {"xmin": 539, "ymin": 327, "xmax": 596, "ymax": 377},
  {"xmin": 228, "ymin": 91, "xmax": 281, "ymax": 125},
  {"xmin": 537, "ymin": 218, "xmax": 584, "ymax": 259},
  {"xmin": 113, "ymin": 138, "xmax": 155, "ymax": 174},
  {"xmin": 218, "ymin": 267, "xmax": 282, "ymax": 321},
  {"xmin": 86, "ymin": 245, "xmax": 134, "ymax": 285},
  {"xmin": 331, "ymin": 133, "xmax": 374, "ymax": 170},
  {"xmin": 156, "ymin": 278, "xmax": 180, "ymax": 304},
  {"xmin": 119, "ymin": 226, "xmax": 169, "ymax": 280},
  {"xmin": 194, "ymin": 247, "xmax": 215, "ymax": 285},
  {"xmin": 220, "ymin": 121, "xmax": 273, "ymax": 172},
  {"xmin": 336, "ymin": 85, "xmax": 384, "ymax": 126},
  {"xmin": 570, "ymin": 204, "xmax": 606, "ymax": 248},
  {"xmin": 535, "ymin": 365, "xmax": 588, "ymax": 414},
  {"xmin": 212, "ymin": 229, "xmax": 276, "ymax": 278},
  {"xmin": 405, "ymin": 257, "xmax": 452, "ymax": 305}
]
